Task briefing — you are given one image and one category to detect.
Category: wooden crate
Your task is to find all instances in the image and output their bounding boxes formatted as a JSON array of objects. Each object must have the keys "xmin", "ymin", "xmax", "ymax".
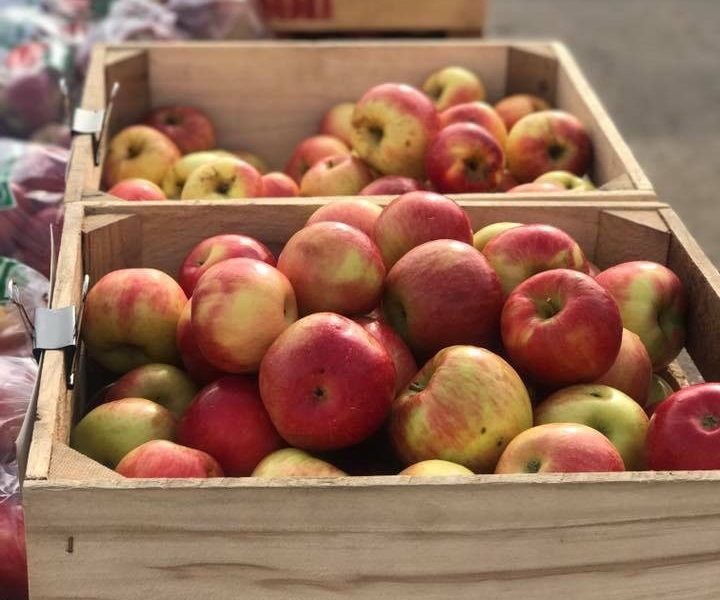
[
  {"xmin": 67, "ymin": 40, "xmax": 654, "ymax": 205},
  {"xmin": 23, "ymin": 197, "xmax": 720, "ymax": 600},
  {"xmin": 258, "ymin": 0, "xmax": 487, "ymax": 36}
]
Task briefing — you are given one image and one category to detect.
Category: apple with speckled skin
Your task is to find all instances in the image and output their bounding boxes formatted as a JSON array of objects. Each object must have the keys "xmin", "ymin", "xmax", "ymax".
[
  {"xmin": 502, "ymin": 269, "xmax": 622, "ymax": 386},
  {"xmin": 181, "ymin": 157, "xmax": 262, "ymax": 200},
  {"xmin": 422, "ymin": 66, "xmax": 485, "ymax": 111},
  {"xmin": 178, "ymin": 375, "xmax": 284, "ymax": 476},
  {"xmin": 116, "ymin": 440, "xmax": 224, "ymax": 478},
  {"xmin": 360, "ymin": 175, "xmax": 424, "ymax": 196},
  {"xmin": 374, "ymin": 191, "xmax": 473, "ymax": 269},
  {"xmin": 595, "ymin": 261, "xmax": 686, "ymax": 370},
  {"xmin": 495, "ymin": 423, "xmax": 625, "ymax": 474},
  {"xmin": 472, "ymin": 222, "xmax": 522, "ymax": 251},
  {"xmin": 439, "ymin": 101, "xmax": 507, "ymax": 148},
  {"xmin": 399, "ymin": 459, "xmax": 474, "ymax": 476},
  {"xmin": 284, "ymin": 135, "xmax": 350, "ymax": 183},
  {"xmin": 277, "ymin": 222, "xmax": 385, "ymax": 316},
  {"xmin": 352, "ymin": 83, "xmax": 439, "ymax": 179},
  {"xmin": 178, "ymin": 234, "xmax": 276, "ymax": 296},
  {"xmin": 319, "ymin": 101, "xmax": 355, "ymax": 146},
  {"xmin": 104, "ymin": 363, "xmax": 198, "ymax": 418},
  {"xmin": 253, "ymin": 448, "xmax": 347, "ymax": 477},
  {"xmin": 506, "ymin": 111, "xmax": 592, "ymax": 183},
  {"xmin": 507, "ymin": 182, "xmax": 563, "ymax": 194},
  {"xmin": 176, "ymin": 300, "xmax": 224, "ymax": 386},
  {"xmin": 162, "ymin": 150, "xmax": 236, "ymax": 198},
  {"xmin": 300, "ymin": 154, "xmax": 374, "ymax": 197},
  {"xmin": 535, "ymin": 384, "xmax": 650, "ymax": 470},
  {"xmin": 645, "ymin": 374, "xmax": 674, "ymax": 416},
  {"xmin": 305, "ymin": 199, "xmax": 382, "ymax": 239},
  {"xmin": 483, "ymin": 224, "xmax": 589, "ymax": 297},
  {"xmin": 82, "ymin": 268, "xmax": 187, "ymax": 374},
  {"xmin": 261, "ymin": 172, "xmax": 300, "ymax": 197},
  {"xmin": 259, "ymin": 313, "xmax": 396, "ymax": 451},
  {"xmin": 71, "ymin": 397, "xmax": 177, "ymax": 468},
  {"xmin": 103, "ymin": 125, "xmax": 180, "ymax": 188},
  {"xmin": 391, "ymin": 345, "xmax": 532, "ymax": 473},
  {"xmin": 383, "ymin": 240, "xmax": 503, "ymax": 357},
  {"xmin": 191, "ymin": 258, "xmax": 297, "ymax": 373},
  {"xmin": 425, "ymin": 123, "xmax": 505, "ymax": 194},
  {"xmin": 494, "ymin": 94, "xmax": 551, "ymax": 132},
  {"xmin": 594, "ymin": 328, "xmax": 653, "ymax": 404},
  {"xmin": 535, "ymin": 170, "xmax": 595, "ymax": 191},
  {"xmin": 145, "ymin": 105, "xmax": 216, "ymax": 155},
  {"xmin": 108, "ymin": 178, "xmax": 167, "ymax": 201}
]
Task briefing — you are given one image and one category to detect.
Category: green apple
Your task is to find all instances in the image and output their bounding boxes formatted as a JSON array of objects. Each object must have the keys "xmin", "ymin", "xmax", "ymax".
[{"xmin": 252, "ymin": 448, "xmax": 346, "ymax": 477}]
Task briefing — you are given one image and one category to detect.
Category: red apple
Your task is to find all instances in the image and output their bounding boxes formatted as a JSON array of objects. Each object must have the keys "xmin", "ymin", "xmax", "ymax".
[
  {"xmin": 594, "ymin": 328, "xmax": 653, "ymax": 404},
  {"xmin": 439, "ymin": 101, "xmax": 507, "ymax": 148},
  {"xmin": 506, "ymin": 110, "xmax": 592, "ymax": 182},
  {"xmin": 299, "ymin": 153, "xmax": 374, "ymax": 196},
  {"xmin": 305, "ymin": 199, "xmax": 382, "ymax": 239},
  {"xmin": 359, "ymin": 175, "xmax": 424, "ymax": 196},
  {"xmin": 260, "ymin": 171, "xmax": 300, "ymax": 197},
  {"xmin": 482, "ymin": 223, "xmax": 589, "ymax": 297},
  {"xmin": 284, "ymin": 134, "xmax": 350, "ymax": 183},
  {"xmin": 373, "ymin": 190, "xmax": 473, "ymax": 269},
  {"xmin": 422, "ymin": 66, "xmax": 486, "ymax": 111},
  {"xmin": 252, "ymin": 448, "xmax": 347, "ymax": 477},
  {"xmin": 0, "ymin": 497, "xmax": 28, "ymax": 600},
  {"xmin": 494, "ymin": 94, "xmax": 551, "ymax": 132},
  {"xmin": 351, "ymin": 83, "xmax": 439, "ymax": 179},
  {"xmin": 192, "ymin": 258, "xmax": 297, "ymax": 373},
  {"xmin": 277, "ymin": 222, "xmax": 385, "ymax": 316},
  {"xmin": 496, "ymin": 169, "xmax": 518, "ymax": 191},
  {"xmin": 354, "ymin": 316, "xmax": 418, "ymax": 394},
  {"xmin": 502, "ymin": 269, "xmax": 623, "ymax": 386},
  {"xmin": 383, "ymin": 239, "xmax": 503, "ymax": 357},
  {"xmin": 425, "ymin": 123, "xmax": 505, "ymax": 193},
  {"xmin": 495, "ymin": 423, "xmax": 625, "ymax": 474},
  {"xmin": 507, "ymin": 182, "xmax": 564, "ymax": 194},
  {"xmin": 178, "ymin": 375, "xmax": 284, "ymax": 476},
  {"xmin": 107, "ymin": 178, "xmax": 167, "ymax": 201},
  {"xmin": 259, "ymin": 313, "xmax": 396, "ymax": 451},
  {"xmin": 176, "ymin": 300, "xmax": 225, "ymax": 385},
  {"xmin": 318, "ymin": 101, "xmax": 355, "ymax": 146},
  {"xmin": 116, "ymin": 440, "xmax": 224, "ymax": 478},
  {"xmin": 144, "ymin": 105, "xmax": 216, "ymax": 155},
  {"xmin": 178, "ymin": 234, "xmax": 276, "ymax": 297}
]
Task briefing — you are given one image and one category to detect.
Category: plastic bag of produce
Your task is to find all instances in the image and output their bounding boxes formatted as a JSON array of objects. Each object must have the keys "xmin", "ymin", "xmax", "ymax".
[
  {"xmin": 164, "ymin": 0, "xmax": 266, "ymax": 39},
  {"xmin": 0, "ymin": 490, "xmax": 28, "ymax": 600},
  {"xmin": 0, "ymin": 356, "xmax": 38, "ymax": 463}
]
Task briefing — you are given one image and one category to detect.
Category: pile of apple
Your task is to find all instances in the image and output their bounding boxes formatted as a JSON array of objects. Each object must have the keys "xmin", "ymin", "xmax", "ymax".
[
  {"xmin": 71, "ymin": 190, "xmax": 720, "ymax": 478},
  {"xmin": 102, "ymin": 65, "xmax": 596, "ymax": 202}
]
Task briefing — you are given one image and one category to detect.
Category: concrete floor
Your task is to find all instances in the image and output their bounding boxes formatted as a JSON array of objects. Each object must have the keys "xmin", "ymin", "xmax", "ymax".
[{"xmin": 488, "ymin": 0, "xmax": 720, "ymax": 266}]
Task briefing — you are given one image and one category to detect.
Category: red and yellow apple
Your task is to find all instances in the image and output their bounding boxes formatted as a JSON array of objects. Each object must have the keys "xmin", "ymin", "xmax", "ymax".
[
  {"xmin": 535, "ymin": 170, "xmax": 595, "ymax": 191},
  {"xmin": 494, "ymin": 94, "xmax": 551, "ymax": 132},
  {"xmin": 422, "ymin": 66, "xmax": 485, "ymax": 111},
  {"xmin": 107, "ymin": 178, "xmax": 167, "ymax": 201},
  {"xmin": 180, "ymin": 157, "xmax": 262, "ymax": 200},
  {"xmin": 162, "ymin": 150, "xmax": 235, "ymax": 198},
  {"xmin": 252, "ymin": 448, "xmax": 347, "ymax": 477},
  {"xmin": 594, "ymin": 328, "xmax": 653, "ymax": 404},
  {"xmin": 318, "ymin": 101, "xmax": 355, "ymax": 146},
  {"xmin": 232, "ymin": 150, "xmax": 270, "ymax": 175},
  {"xmin": 144, "ymin": 105, "xmax": 216, "ymax": 154},
  {"xmin": 359, "ymin": 175, "xmax": 424, "ymax": 196},
  {"xmin": 305, "ymin": 199, "xmax": 382, "ymax": 239},
  {"xmin": 116, "ymin": 440, "xmax": 224, "ymax": 478},
  {"xmin": 507, "ymin": 182, "xmax": 563, "ymax": 194},
  {"xmin": 472, "ymin": 221, "xmax": 522, "ymax": 251},
  {"xmin": 261, "ymin": 171, "xmax": 300, "ymax": 197},
  {"xmin": 175, "ymin": 300, "xmax": 225, "ymax": 386},
  {"xmin": 439, "ymin": 101, "xmax": 507, "ymax": 148},
  {"xmin": 299, "ymin": 154, "xmax": 374, "ymax": 196},
  {"xmin": 284, "ymin": 134, "xmax": 350, "ymax": 183},
  {"xmin": 399, "ymin": 459, "xmax": 473, "ymax": 476}
]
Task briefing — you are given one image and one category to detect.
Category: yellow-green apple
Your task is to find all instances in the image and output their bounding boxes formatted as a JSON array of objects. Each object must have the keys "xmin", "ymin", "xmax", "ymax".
[
  {"xmin": 305, "ymin": 199, "xmax": 382, "ymax": 239},
  {"xmin": 391, "ymin": 345, "xmax": 532, "ymax": 472},
  {"xmin": 0, "ymin": 497, "xmax": 28, "ymax": 600},
  {"xmin": 439, "ymin": 101, "xmax": 508, "ymax": 148},
  {"xmin": 595, "ymin": 261, "xmax": 687, "ymax": 370},
  {"xmin": 593, "ymin": 328, "xmax": 653, "ymax": 404},
  {"xmin": 299, "ymin": 154, "xmax": 374, "ymax": 196},
  {"xmin": 161, "ymin": 150, "xmax": 235, "ymax": 198},
  {"xmin": 144, "ymin": 105, "xmax": 216, "ymax": 155},
  {"xmin": 494, "ymin": 423, "xmax": 625, "ymax": 474},
  {"xmin": 494, "ymin": 93, "xmax": 551, "ymax": 132},
  {"xmin": 232, "ymin": 150, "xmax": 270, "ymax": 174},
  {"xmin": 507, "ymin": 182, "xmax": 564, "ymax": 194},
  {"xmin": 259, "ymin": 313, "xmax": 396, "ymax": 451},
  {"xmin": 383, "ymin": 240, "xmax": 503, "ymax": 357},
  {"xmin": 425, "ymin": 123, "xmax": 505, "ymax": 193},
  {"xmin": 260, "ymin": 171, "xmax": 300, "ymax": 197},
  {"xmin": 104, "ymin": 363, "xmax": 198, "ymax": 418},
  {"xmin": 645, "ymin": 383, "xmax": 720, "ymax": 470},
  {"xmin": 71, "ymin": 397, "xmax": 177, "ymax": 468},
  {"xmin": 496, "ymin": 169, "xmax": 518, "ymax": 191},
  {"xmin": 354, "ymin": 316, "xmax": 418, "ymax": 394},
  {"xmin": 506, "ymin": 110, "xmax": 592, "ymax": 182},
  {"xmin": 192, "ymin": 257, "xmax": 297, "ymax": 373},
  {"xmin": 82, "ymin": 268, "xmax": 187, "ymax": 373},
  {"xmin": 359, "ymin": 175, "xmax": 424, "ymax": 196},
  {"xmin": 103, "ymin": 125, "xmax": 181, "ymax": 188},
  {"xmin": 180, "ymin": 157, "xmax": 262, "ymax": 200},
  {"xmin": 252, "ymin": 448, "xmax": 347, "ymax": 477},
  {"xmin": 284, "ymin": 134, "xmax": 350, "ymax": 182},
  {"xmin": 107, "ymin": 178, "xmax": 167, "ymax": 201},
  {"xmin": 178, "ymin": 233, "xmax": 276, "ymax": 296},
  {"xmin": 373, "ymin": 190, "xmax": 473, "ymax": 269},
  {"xmin": 176, "ymin": 300, "xmax": 225, "ymax": 385},
  {"xmin": 277, "ymin": 222, "xmax": 385, "ymax": 315},
  {"xmin": 534, "ymin": 384, "xmax": 650, "ymax": 470},
  {"xmin": 645, "ymin": 374, "xmax": 674, "ymax": 416},
  {"xmin": 399, "ymin": 459, "xmax": 473, "ymax": 476},
  {"xmin": 351, "ymin": 83, "xmax": 439, "ymax": 179},
  {"xmin": 535, "ymin": 170, "xmax": 595, "ymax": 191},
  {"xmin": 483, "ymin": 224, "xmax": 589, "ymax": 297},
  {"xmin": 501, "ymin": 269, "xmax": 622, "ymax": 386},
  {"xmin": 319, "ymin": 101, "xmax": 355, "ymax": 146},
  {"xmin": 422, "ymin": 66, "xmax": 486, "ymax": 111},
  {"xmin": 472, "ymin": 221, "xmax": 522, "ymax": 251},
  {"xmin": 177, "ymin": 375, "xmax": 284, "ymax": 476},
  {"xmin": 116, "ymin": 440, "xmax": 224, "ymax": 478}
]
